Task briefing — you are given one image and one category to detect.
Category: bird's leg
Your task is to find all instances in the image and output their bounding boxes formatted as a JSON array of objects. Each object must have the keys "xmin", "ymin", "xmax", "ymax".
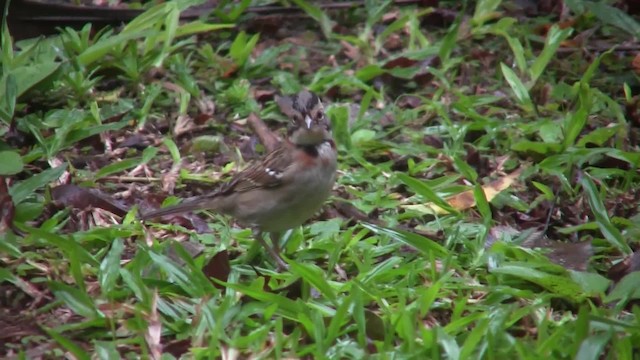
[
  {"xmin": 253, "ymin": 229, "xmax": 289, "ymax": 270},
  {"xmin": 270, "ymin": 231, "xmax": 282, "ymax": 255}
]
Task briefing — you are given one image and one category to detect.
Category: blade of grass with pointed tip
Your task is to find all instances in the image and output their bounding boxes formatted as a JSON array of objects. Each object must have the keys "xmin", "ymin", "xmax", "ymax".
[
  {"xmin": 362, "ymin": 223, "xmax": 447, "ymax": 256},
  {"xmin": 288, "ymin": 261, "xmax": 337, "ymax": 304},
  {"xmin": 580, "ymin": 175, "xmax": 631, "ymax": 254},
  {"xmin": 500, "ymin": 63, "xmax": 533, "ymax": 110},
  {"xmin": 397, "ymin": 173, "xmax": 458, "ymax": 214},
  {"xmin": 528, "ymin": 25, "xmax": 572, "ymax": 87},
  {"xmin": 42, "ymin": 326, "xmax": 91, "ymax": 360}
]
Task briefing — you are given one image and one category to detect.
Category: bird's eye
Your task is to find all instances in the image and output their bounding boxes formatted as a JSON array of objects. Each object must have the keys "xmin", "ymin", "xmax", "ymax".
[
  {"xmin": 316, "ymin": 111, "xmax": 324, "ymax": 120},
  {"xmin": 292, "ymin": 114, "xmax": 302, "ymax": 122}
]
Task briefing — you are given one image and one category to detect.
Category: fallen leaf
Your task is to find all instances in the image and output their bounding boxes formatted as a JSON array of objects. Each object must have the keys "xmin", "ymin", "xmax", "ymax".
[
  {"xmin": 144, "ymin": 290, "xmax": 162, "ymax": 360},
  {"xmin": 416, "ymin": 168, "xmax": 524, "ymax": 215},
  {"xmin": 202, "ymin": 250, "xmax": 231, "ymax": 289}
]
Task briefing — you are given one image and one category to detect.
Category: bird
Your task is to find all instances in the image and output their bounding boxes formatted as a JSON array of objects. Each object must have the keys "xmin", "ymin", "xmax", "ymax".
[{"xmin": 140, "ymin": 90, "xmax": 337, "ymax": 270}]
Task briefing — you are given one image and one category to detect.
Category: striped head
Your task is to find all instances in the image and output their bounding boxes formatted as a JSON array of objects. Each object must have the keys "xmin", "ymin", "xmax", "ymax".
[{"xmin": 276, "ymin": 90, "xmax": 331, "ymax": 146}]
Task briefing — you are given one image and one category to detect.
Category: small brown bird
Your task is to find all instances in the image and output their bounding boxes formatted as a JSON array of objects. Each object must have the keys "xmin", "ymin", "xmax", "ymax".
[{"xmin": 141, "ymin": 91, "xmax": 337, "ymax": 269}]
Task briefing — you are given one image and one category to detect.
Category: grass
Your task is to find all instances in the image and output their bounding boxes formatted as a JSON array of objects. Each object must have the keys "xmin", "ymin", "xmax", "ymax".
[{"xmin": 2, "ymin": 0, "xmax": 640, "ymax": 358}]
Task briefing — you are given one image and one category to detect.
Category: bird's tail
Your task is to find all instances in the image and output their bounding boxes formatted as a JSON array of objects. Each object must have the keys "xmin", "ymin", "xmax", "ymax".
[{"xmin": 139, "ymin": 194, "xmax": 218, "ymax": 220}]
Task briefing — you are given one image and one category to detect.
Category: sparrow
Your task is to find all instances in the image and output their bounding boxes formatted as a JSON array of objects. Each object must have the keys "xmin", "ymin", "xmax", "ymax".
[{"xmin": 141, "ymin": 90, "xmax": 337, "ymax": 270}]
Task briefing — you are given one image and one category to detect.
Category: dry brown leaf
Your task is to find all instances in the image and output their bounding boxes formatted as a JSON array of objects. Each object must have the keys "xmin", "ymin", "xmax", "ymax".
[
  {"xmin": 413, "ymin": 168, "xmax": 523, "ymax": 215},
  {"xmin": 145, "ymin": 290, "xmax": 162, "ymax": 360}
]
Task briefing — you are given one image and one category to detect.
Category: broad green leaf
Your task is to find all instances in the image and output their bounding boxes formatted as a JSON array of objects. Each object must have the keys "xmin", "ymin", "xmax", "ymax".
[
  {"xmin": 491, "ymin": 265, "xmax": 584, "ymax": 299},
  {"xmin": 577, "ymin": 126, "xmax": 618, "ymax": 147},
  {"xmin": 355, "ymin": 64, "xmax": 385, "ymax": 82},
  {"xmin": 604, "ymin": 272, "xmax": 640, "ymax": 303},
  {"xmin": 569, "ymin": 271, "xmax": 610, "ymax": 296},
  {"xmin": 575, "ymin": 332, "xmax": 611, "ymax": 360},
  {"xmin": 586, "ymin": 2, "xmax": 640, "ymax": 38},
  {"xmin": 327, "ymin": 105, "xmax": 351, "ymax": 150},
  {"xmin": 95, "ymin": 341, "xmax": 120, "ymax": 360},
  {"xmin": 0, "ymin": 62, "xmax": 60, "ymax": 101},
  {"xmin": 9, "ymin": 164, "xmax": 67, "ymax": 204},
  {"xmin": 289, "ymin": 261, "xmax": 337, "ymax": 303},
  {"xmin": 0, "ymin": 150, "xmax": 23, "ymax": 175},
  {"xmin": 49, "ymin": 281, "xmax": 102, "ymax": 319},
  {"xmin": 99, "ymin": 239, "xmax": 124, "ymax": 295}
]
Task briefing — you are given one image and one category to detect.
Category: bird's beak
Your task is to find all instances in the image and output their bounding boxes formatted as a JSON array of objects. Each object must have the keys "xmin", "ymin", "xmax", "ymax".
[{"xmin": 304, "ymin": 114, "xmax": 313, "ymax": 129}]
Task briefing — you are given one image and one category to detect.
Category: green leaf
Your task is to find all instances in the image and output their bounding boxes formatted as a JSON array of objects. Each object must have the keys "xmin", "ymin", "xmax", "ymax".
[
  {"xmin": 291, "ymin": 0, "xmax": 334, "ymax": 39},
  {"xmin": 0, "ymin": 150, "xmax": 23, "ymax": 175},
  {"xmin": 569, "ymin": 271, "xmax": 610, "ymax": 296},
  {"xmin": 439, "ymin": 20, "xmax": 460, "ymax": 63},
  {"xmin": 397, "ymin": 173, "xmax": 457, "ymax": 214},
  {"xmin": 229, "ymin": 31, "xmax": 260, "ymax": 67},
  {"xmin": 473, "ymin": 183, "xmax": 491, "ymax": 223},
  {"xmin": 355, "ymin": 64, "xmax": 385, "ymax": 82},
  {"xmin": 586, "ymin": 2, "xmax": 640, "ymax": 38},
  {"xmin": 147, "ymin": 250, "xmax": 204, "ymax": 298},
  {"xmin": 500, "ymin": 63, "xmax": 533, "ymax": 109},
  {"xmin": 577, "ymin": 126, "xmax": 618, "ymax": 147},
  {"xmin": 1, "ymin": 2, "xmax": 13, "ymax": 66},
  {"xmin": 3, "ymin": 73, "xmax": 16, "ymax": 118},
  {"xmin": 491, "ymin": 265, "xmax": 584, "ymax": 299},
  {"xmin": 42, "ymin": 327, "xmax": 91, "ymax": 360},
  {"xmin": 604, "ymin": 272, "xmax": 640, "ymax": 303},
  {"xmin": 511, "ymin": 140, "xmax": 562, "ymax": 154},
  {"xmin": 362, "ymin": 222, "xmax": 448, "ymax": 256},
  {"xmin": 49, "ymin": 281, "xmax": 101, "ymax": 319},
  {"xmin": 575, "ymin": 332, "xmax": 611, "ymax": 360},
  {"xmin": 289, "ymin": 261, "xmax": 337, "ymax": 303},
  {"xmin": 580, "ymin": 175, "xmax": 630, "ymax": 254},
  {"xmin": 9, "ymin": 164, "xmax": 67, "ymax": 204},
  {"xmin": 220, "ymin": 278, "xmax": 304, "ymax": 320},
  {"xmin": 0, "ymin": 62, "xmax": 60, "ymax": 102},
  {"xmin": 327, "ymin": 105, "xmax": 351, "ymax": 150},
  {"xmin": 94, "ymin": 158, "xmax": 141, "ymax": 180},
  {"xmin": 99, "ymin": 239, "xmax": 124, "ymax": 295},
  {"xmin": 472, "ymin": 0, "xmax": 503, "ymax": 26},
  {"xmin": 162, "ymin": 137, "xmax": 182, "ymax": 164},
  {"xmin": 528, "ymin": 25, "xmax": 572, "ymax": 87},
  {"xmin": 563, "ymin": 85, "xmax": 589, "ymax": 148},
  {"xmin": 77, "ymin": 31, "xmax": 152, "ymax": 66}
]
